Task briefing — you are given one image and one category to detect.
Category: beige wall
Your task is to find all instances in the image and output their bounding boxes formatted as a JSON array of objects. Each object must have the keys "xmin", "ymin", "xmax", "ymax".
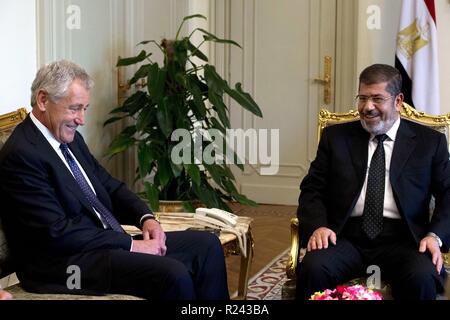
[
  {"xmin": 0, "ymin": 0, "xmax": 36, "ymax": 114},
  {"xmin": 355, "ymin": 0, "xmax": 450, "ymax": 114},
  {"xmin": 356, "ymin": 0, "xmax": 402, "ymax": 70}
]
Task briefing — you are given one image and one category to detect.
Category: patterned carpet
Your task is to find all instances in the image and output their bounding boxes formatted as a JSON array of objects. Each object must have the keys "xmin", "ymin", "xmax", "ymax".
[{"xmin": 246, "ymin": 248, "xmax": 290, "ymax": 300}]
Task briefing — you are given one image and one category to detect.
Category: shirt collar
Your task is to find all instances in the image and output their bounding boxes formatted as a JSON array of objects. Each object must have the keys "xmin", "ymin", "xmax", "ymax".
[
  {"xmin": 370, "ymin": 116, "xmax": 401, "ymax": 142},
  {"xmin": 30, "ymin": 111, "xmax": 64, "ymax": 153}
]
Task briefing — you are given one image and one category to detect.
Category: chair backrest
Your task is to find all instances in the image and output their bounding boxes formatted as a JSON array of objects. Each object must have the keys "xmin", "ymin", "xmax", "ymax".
[
  {"xmin": 318, "ymin": 102, "xmax": 450, "ymax": 145},
  {"xmin": 0, "ymin": 108, "xmax": 27, "ymax": 278},
  {"xmin": 317, "ymin": 102, "xmax": 450, "ymax": 266},
  {"xmin": 0, "ymin": 108, "xmax": 27, "ymax": 148}
]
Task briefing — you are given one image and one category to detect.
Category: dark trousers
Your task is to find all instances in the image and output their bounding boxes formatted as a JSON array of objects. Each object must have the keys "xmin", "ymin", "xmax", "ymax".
[
  {"xmin": 108, "ymin": 230, "xmax": 229, "ymax": 300},
  {"xmin": 296, "ymin": 218, "xmax": 445, "ymax": 300}
]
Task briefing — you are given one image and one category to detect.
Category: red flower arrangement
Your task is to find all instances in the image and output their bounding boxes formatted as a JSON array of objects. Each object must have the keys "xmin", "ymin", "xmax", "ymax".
[{"xmin": 309, "ymin": 285, "xmax": 383, "ymax": 300}]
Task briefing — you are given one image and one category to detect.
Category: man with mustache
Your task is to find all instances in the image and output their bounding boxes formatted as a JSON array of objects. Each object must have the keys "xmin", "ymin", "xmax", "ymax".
[
  {"xmin": 0, "ymin": 60, "xmax": 229, "ymax": 300},
  {"xmin": 296, "ymin": 64, "xmax": 450, "ymax": 300}
]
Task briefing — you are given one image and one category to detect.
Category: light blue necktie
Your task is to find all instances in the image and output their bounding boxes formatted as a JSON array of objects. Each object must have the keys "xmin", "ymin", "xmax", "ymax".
[{"xmin": 60, "ymin": 143, "xmax": 124, "ymax": 233}]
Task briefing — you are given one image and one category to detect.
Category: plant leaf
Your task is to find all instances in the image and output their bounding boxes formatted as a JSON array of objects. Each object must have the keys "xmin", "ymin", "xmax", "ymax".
[
  {"xmin": 138, "ymin": 142, "xmax": 153, "ymax": 178},
  {"xmin": 226, "ymin": 83, "xmax": 263, "ymax": 117},
  {"xmin": 185, "ymin": 164, "xmax": 201, "ymax": 186},
  {"xmin": 187, "ymin": 76, "xmax": 207, "ymax": 119},
  {"xmin": 187, "ymin": 40, "xmax": 208, "ymax": 62},
  {"xmin": 209, "ymin": 92, "xmax": 230, "ymax": 128},
  {"xmin": 203, "ymin": 164, "xmax": 223, "ymax": 187},
  {"xmin": 147, "ymin": 63, "xmax": 167, "ymax": 103},
  {"xmin": 192, "ymin": 182, "xmax": 220, "ymax": 208},
  {"xmin": 136, "ymin": 106, "xmax": 154, "ymax": 132},
  {"xmin": 103, "ymin": 116, "xmax": 124, "ymax": 127},
  {"xmin": 155, "ymin": 157, "xmax": 172, "ymax": 187},
  {"xmin": 170, "ymin": 161, "xmax": 183, "ymax": 178},
  {"xmin": 117, "ymin": 50, "xmax": 150, "ymax": 66},
  {"xmin": 210, "ymin": 117, "xmax": 226, "ymax": 134},
  {"xmin": 182, "ymin": 14, "xmax": 207, "ymax": 22},
  {"xmin": 156, "ymin": 99, "xmax": 173, "ymax": 138},
  {"xmin": 196, "ymin": 28, "xmax": 242, "ymax": 48},
  {"xmin": 182, "ymin": 201, "xmax": 195, "ymax": 213},
  {"xmin": 144, "ymin": 182, "xmax": 160, "ymax": 211},
  {"xmin": 105, "ymin": 134, "xmax": 135, "ymax": 157},
  {"xmin": 118, "ymin": 91, "xmax": 150, "ymax": 116},
  {"xmin": 231, "ymin": 192, "xmax": 258, "ymax": 207},
  {"xmin": 204, "ymin": 65, "xmax": 229, "ymax": 93},
  {"xmin": 129, "ymin": 64, "xmax": 151, "ymax": 85}
]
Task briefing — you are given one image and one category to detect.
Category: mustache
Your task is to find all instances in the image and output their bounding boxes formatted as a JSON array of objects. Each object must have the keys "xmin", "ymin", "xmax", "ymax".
[{"xmin": 359, "ymin": 110, "xmax": 380, "ymax": 117}]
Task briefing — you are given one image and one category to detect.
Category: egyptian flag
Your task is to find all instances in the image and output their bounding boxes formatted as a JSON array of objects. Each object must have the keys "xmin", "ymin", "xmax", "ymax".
[{"xmin": 395, "ymin": 0, "xmax": 440, "ymax": 115}]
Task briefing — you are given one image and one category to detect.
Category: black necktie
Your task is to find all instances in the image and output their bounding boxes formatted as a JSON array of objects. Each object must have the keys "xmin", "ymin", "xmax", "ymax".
[
  {"xmin": 60, "ymin": 144, "xmax": 124, "ymax": 233},
  {"xmin": 362, "ymin": 134, "xmax": 388, "ymax": 239}
]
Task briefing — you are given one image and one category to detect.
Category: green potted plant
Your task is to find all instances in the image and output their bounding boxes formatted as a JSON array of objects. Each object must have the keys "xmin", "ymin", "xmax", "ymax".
[{"xmin": 104, "ymin": 14, "xmax": 262, "ymax": 212}]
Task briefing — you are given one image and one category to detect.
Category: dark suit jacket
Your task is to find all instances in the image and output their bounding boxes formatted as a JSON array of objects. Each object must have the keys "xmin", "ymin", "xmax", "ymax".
[
  {"xmin": 0, "ymin": 116, "xmax": 152, "ymax": 294},
  {"xmin": 298, "ymin": 119, "xmax": 450, "ymax": 251}
]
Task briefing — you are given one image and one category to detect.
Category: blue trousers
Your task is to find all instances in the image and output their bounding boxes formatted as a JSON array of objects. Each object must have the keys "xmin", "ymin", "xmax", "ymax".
[{"xmin": 108, "ymin": 230, "xmax": 229, "ymax": 300}]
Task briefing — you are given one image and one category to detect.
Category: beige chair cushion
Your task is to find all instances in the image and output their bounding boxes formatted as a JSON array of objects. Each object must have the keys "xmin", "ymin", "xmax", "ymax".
[{"xmin": 6, "ymin": 283, "xmax": 143, "ymax": 300}]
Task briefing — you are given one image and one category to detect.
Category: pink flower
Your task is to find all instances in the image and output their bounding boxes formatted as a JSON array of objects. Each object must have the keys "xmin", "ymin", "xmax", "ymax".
[{"xmin": 309, "ymin": 285, "xmax": 383, "ymax": 300}]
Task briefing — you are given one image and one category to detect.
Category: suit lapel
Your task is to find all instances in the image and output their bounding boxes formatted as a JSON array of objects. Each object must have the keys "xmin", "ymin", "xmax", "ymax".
[
  {"xmin": 390, "ymin": 120, "xmax": 416, "ymax": 183},
  {"xmin": 23, "ymin": 117, "xmax": 97, "ymax": 215},
  {"xmin": 347, "ymin": 123, "xmax": 370, "ymax": 185}
]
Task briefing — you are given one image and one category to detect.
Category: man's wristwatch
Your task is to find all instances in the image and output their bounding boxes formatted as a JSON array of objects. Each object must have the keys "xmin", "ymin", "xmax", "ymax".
[
  {"xmin": 428, "ymin": 232, "xmax": 442, "ymax": 247},
  {"xmin": 140, "ymin": 214, "xmax": 156, "ymax": 226}
]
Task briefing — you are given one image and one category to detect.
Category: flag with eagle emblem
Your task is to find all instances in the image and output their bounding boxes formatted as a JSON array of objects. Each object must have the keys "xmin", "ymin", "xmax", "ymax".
[{"xmin": 395, "ymin": 0, "xmax": 439, "ymax": 115}]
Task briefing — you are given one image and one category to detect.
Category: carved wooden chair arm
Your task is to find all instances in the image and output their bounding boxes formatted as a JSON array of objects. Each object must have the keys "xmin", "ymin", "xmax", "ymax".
[{"xmin": 286, "ymin": 217, "xmax": 299, "ymax": 279}]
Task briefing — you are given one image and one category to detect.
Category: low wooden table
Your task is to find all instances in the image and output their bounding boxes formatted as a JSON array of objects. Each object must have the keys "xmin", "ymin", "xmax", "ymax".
[{"xmin": 123, "ymin": 213, "xmax": 254, "ymax": 299}]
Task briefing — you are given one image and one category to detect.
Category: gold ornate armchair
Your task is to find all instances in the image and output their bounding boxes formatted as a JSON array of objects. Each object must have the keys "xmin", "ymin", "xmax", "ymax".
[
  {"xmin": 284, "ymin": 102, "xmax": 450, "ymax": 297},
  {"xmin": 0, "ymin": 108, "xmax": 27, "ymax": 148}
]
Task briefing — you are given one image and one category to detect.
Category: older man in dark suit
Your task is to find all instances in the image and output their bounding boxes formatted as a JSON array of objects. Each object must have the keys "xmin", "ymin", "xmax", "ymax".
[
  {"xmin": 296, "ymin": 64, "xmax": 450, "ymax": 300},
  {"xmin": 0, "ymin": 60, "xmax": 229, "ymax": 300}
]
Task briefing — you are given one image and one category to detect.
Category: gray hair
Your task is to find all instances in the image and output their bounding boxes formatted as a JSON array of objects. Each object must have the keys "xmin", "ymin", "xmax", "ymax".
[{"xmin": 30, "ymin": 60, "xmax": 94, "ymax": 107}]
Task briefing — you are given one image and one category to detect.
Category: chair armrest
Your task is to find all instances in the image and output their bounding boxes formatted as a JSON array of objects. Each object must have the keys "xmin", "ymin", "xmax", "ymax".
[
  {"xmin": 443, "ymin": 253, "xmax": 449, "ymax": 269},
  {"xmin": 286, "ymin": 217, "xmax": 299, "ymax": 279}
]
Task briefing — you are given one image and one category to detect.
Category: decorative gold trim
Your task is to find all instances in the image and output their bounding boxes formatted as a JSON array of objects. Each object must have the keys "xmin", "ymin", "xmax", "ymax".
[
  {"xmin": 286, "ymin": 217, "xmax": 299, "ymax": 279},
  {"xmin": 0, "ymin": 107, "xmax": 27, "ymax": 132},
  {"xmin": 318, "ymin": 108, "xmax": 359, "ymax": 142},
  {"xmin": 317, "ymin": 102, "xmax": 450, "ymax": 144},
  {"xmin": 400, "ymin": 102, "xmax": 450, "ymax": 150}
]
